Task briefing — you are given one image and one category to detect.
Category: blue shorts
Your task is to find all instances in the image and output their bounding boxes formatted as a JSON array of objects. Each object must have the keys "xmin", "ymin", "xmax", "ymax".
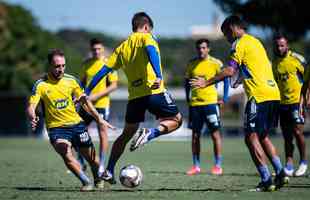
[
  {"xmin": 279, "ymin": 103, "xmax": 305, "ymax": 127},
  {"xmin": 48, "ymin": 122, "xmax": 94, "ymax": 149},
  {"xmin": 189, "ymin": 104, "xmax": 221, "ymax": 134},
  {"xmin": 78, "ymin": 107, "xmax": 109, "ymax": 125},
  {"xmin": 244, "ymin": 99, "xmax": 279, "ymax": 135},
  {"xmin": 125, "ymin": 92, "xmax": 179, "ymax": 123}
]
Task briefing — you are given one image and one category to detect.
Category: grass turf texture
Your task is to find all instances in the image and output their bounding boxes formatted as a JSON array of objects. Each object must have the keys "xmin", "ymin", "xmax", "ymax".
[{"xmin": 0, "ymin": 137, "xmax": 309, "ymax": 200}]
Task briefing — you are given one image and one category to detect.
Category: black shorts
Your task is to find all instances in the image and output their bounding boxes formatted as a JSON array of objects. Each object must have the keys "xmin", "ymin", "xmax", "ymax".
[
  {"xmin": 48, "ymin": 122, "xmax": 94, "ymax": 149},
  {"xmin": 244, "ymin": 99, "xmax": 279, "ymax": 135},
  {"xmin": 125, "ymin": 92, "xmax": 179, "ymax": 123},
  {"xmin": 189, "ymin": 104, "xmax": 221, "ymax": 134},
  {"xmin": 279, "ymin": 103, "xmax": 305, "ymax": 128}
]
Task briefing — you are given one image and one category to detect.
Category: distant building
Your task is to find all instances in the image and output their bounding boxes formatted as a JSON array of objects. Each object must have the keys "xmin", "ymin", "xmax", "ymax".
[{"xmin": 190, "ymin": 13, "xmax": 223, "ymax": 40}]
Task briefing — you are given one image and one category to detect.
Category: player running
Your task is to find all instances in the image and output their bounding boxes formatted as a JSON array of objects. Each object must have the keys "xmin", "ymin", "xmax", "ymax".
[
  {"xmin": 272, "ymin": 34, "xmax": 308, "ymax": 177},
  {"xmin": 77, "ymin": 38, "xmax": 118, "ymax": 177},
  {"xmin": 185, "ymin": 38, "xmax": 229, "ymax": 176},
  {"xmin": 27, "ymin": 49, "xmax": 115, "ymax": 191},
  {"xmin": 86, "ymin": 12, "xmax": 182, "ymax": 184},
  {"xmin": 190, "ymin": 15, "xmax": 288, "ymax": 192}
]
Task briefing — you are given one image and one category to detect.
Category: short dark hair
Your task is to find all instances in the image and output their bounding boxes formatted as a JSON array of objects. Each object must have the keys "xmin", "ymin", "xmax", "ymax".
[
  {"xmin": 131, "ymin": 12, "xmax": 153, "ymax": 32},
  {"xmin": 90, "ymin": 38, "xmax": 103, "ymax": 47},
  {"xmin": 273, "ymin": 32, "xmax": 288, "ymax": 42},
  {"xmin": 221, "ymin": 15, "xmax": 246, "ymax": 32},
  {"xmin": 196, "ymin": 38, "xmax": 210, "ymax": 48},
  {"xmin": 47, "ymin": 48, "xmax": 64, "ymax": 64}
]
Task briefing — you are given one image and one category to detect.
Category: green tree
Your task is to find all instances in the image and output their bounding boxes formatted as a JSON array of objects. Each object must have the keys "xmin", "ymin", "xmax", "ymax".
[
  {"xmin": 213, "ymin": 0, "xmax": 309, "ymax": 40},
  {"xmin": 0, "ymin": 2, "xmax": 82, "ymax": 93}
]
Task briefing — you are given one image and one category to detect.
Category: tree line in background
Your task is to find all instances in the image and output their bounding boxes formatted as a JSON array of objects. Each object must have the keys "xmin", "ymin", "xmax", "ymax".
[{"xmin": 1, "ymin": 1, "xmax": 310, "ymax": 94}]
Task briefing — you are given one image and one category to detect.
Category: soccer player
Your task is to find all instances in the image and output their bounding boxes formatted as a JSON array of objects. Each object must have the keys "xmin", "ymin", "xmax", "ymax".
[
  {"xmin": 27, "ymin": 49, "xmax": 115, "ymax": 191},
  {"xmin": 185, "ymin": 38, "xmax": 229, "ymax": 176},
  {"xmin": 272, "ymin": 34, "xmax": 308, "ymax": 177},
  {"xmin": 78, "ymin": 38, "xmax": 118, "ymax": 177},
  {"xmin": 190, "ymin": 15, "xmax": 288, "ymax": 191},
  {"xmin": 86, "ymin": 12, "xmax": 182, "ymax": 184}
]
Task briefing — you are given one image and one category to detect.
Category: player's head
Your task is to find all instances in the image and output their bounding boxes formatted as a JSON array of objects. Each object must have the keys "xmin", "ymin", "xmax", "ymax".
[
  {"xmin": 221, "ymin": 15, "xmax": 246, "ymax": 43},
  {"xmin": 90, "ymin": 38, "xmax": 104, "ymax": 59},
  {"xmin": 47, "ymin": 48, "xmax": 65, "ymax": 80},
  {"xmin": 273, "ymin": 33, "xmax": 289, "ymax": 57},
  {"xmin": 195, "ymin": 38, "xmax": 210, "ymax": 59},
  {"xmin": 132, "ymin": 12, "xmax": 153, "ymax": 33}
]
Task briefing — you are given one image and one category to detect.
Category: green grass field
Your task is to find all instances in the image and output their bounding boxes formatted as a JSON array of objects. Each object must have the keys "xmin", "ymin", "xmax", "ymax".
[{"xmin": 0, "ymin": 137, "xmax": 309, "ymax": 200}]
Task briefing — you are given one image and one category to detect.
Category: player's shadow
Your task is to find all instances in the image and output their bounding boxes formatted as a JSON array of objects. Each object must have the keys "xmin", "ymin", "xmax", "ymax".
[
  {"xmin": 149, "ymin": 170, "xmax": 258, "ymax": 177},
  {"xmin": 286, "ymin": 183, "xmax": 310, "ymax": 189},
  {"xmin": 13, "ymin": 186, "xmax": 242, "ymax": 192}
]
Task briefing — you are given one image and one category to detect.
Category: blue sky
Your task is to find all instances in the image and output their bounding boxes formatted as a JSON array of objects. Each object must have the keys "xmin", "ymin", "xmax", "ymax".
[{"xmin": 6, "ymin": 0, "xmax": 225, "ymax": 37}]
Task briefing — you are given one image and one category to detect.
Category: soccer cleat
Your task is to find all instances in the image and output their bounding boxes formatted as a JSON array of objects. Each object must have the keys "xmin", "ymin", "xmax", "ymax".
[
  {"xmin": 101, "ymin": 170, "xmax": 116, "ymax": 185},
  {"xmin": 80, "ymin": 183, "xmax": 94, "ymax": 192},
  {"xmin": 283, "ymin": 166, "xmax": 294, "ymax": 177},
  {"xmin": 274, "ymin": 169, "xmax": 289, "ymax": 190},
  {"xmin": 294, "ymin": 163, "xmax": 308, "ymax": 177},
  {"xmin": 254, "ymin": 179, "xmax": 276, "ymax": 192},
  {"xmin": 211, "ymin": 165, "xmax": 223, "ymax": 175},
  {"xmin": 94, "ymin": 179, "xmax": 105, "ymax": 189},
  {"xmin": 186, "ymin": 166, "xmax": 201, "ymax": 175},
  {"xmin": 130, "ymin": 128, "xmax": 151, "ymax": 152}
]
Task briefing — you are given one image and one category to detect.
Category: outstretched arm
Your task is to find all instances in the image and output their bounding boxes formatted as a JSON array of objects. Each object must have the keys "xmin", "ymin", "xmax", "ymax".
[
  {"xmin": 190, "ymin": 67, "xmax": 236, "ymax": 89},
  {"xmin": 88, "ymin": 81, "xmax": 118, "ymax": 102},
  {"xmin": 146, "ymin": 45, "xmax": 162, "ymax": 89},
  {"xmin": 85, "ymin": 66, "xmax": 113, "ymax": 95},
  {"xmin": 79, "ymin": 94, "xmax": 115, "ymax": 130}
]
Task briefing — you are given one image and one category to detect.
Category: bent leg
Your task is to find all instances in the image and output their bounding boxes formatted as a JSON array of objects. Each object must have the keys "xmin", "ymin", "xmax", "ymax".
[{"xmin": 52, "ymin": 141, "xmax": 91, "ymax": 186}]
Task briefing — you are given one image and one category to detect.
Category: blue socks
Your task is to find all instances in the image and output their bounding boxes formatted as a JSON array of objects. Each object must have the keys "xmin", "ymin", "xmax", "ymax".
[
  {"xmin": 147, "ymin": 128, "xmax": 161, "ymax": 141},
  {"xmin": 78, "ymin": 171, "xmax": 91, "ymax": 185},
  {"xmin": 215, "ymin": 155, "xmax": 223, "ymax": 167},
  {"xmin": 300, "ymin": 160, "xmax": 308, "ymax": 165},
  {"xmin": 258, "ymin": 165, "xmax": 271, "ymax": 182},
  {"xmin": 285, "ymin": 163, "xmax": 294, "ymax": 170},
  {"xmin": 271, "ymin": 156, "xmax": 283, "ymax": 175},
  {"xmin": 193, "ymin": 154, "xmax": 200, "ymax": 167}
]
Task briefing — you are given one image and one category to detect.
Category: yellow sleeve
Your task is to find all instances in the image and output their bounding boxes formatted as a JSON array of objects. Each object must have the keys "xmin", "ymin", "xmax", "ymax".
[
  {"xmin": 72, "ymin": 79, "xmax": 84, "ymax": 99},
  {"xmin": 106, "ymin": 48, "xmax": 123, "ymax": 70},
  {"xmin": 217, "ymin": 59, "xmax": 223, "ymax": 73},
  {"xmin": 144, "ymin": 33, "xmax": 158, "ymax": 47},
  {"xmin": 107, "ymin": 70, "xmax": 118, "ymax": 82},
  {"xmin": 29, "ymin": 81, "xmax": 42, "ymax": 106},
  {"xmin": 230, "ymin": 41, "xmax": 244, "ymax": 65}
]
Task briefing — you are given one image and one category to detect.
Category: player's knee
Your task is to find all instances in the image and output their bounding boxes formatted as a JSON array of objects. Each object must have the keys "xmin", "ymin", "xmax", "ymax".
[{"xmin": 56, "ymin": 145, "xmax": 75, "ymax": 163}]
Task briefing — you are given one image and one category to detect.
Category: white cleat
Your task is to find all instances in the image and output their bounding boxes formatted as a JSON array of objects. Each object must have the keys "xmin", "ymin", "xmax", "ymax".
[
  {"xmin": 284, "ymin": 167, "xmax": 294, "ymax": 177},
  {"xmin": 294, "ymin": 163, "xmax": 308, "ymax": 177},
  {"xmin": 130, "ymin": 128, "xmax": 151, "ymax": 151}
]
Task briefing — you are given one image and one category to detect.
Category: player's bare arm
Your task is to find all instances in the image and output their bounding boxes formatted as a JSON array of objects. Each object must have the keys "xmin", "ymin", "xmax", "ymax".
[
  {"xmin": 88, "ymin": 81, "xmax": 118, "ymax": 102},
  {"xmin": 26, "ymin": 103, "xmax": 39, "ymax": 131},
  {"xmin": 79, "ymin": 94, "xmax": 115, "ymax": 130},
  {"xmin": 190, "ymin": 66, "xmax": 235, "ymax": 89}
]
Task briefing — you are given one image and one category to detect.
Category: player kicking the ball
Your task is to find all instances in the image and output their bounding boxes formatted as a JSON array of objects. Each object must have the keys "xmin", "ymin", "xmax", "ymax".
[{"xmin": 86, "ymin": 12, "xmax": 182, "ymax": 184}]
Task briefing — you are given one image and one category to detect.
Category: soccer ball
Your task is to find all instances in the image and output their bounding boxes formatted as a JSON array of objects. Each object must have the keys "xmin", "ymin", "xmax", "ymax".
[{"xmin": 119, "ymin": 164, "xmax": 143, "ymax": 188}]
